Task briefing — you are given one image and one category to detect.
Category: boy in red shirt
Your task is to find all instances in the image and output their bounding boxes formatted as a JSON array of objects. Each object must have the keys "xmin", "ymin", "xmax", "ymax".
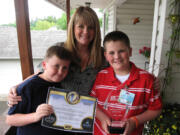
[{"xmin": 90, "ymin": 31, "xmax": 162, "ymax": 135}]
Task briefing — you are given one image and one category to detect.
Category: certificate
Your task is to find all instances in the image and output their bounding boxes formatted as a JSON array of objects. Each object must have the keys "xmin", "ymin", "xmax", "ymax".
[{"xmin": 41, "ymin": 87, "xmax": 97, "ymax": 133}]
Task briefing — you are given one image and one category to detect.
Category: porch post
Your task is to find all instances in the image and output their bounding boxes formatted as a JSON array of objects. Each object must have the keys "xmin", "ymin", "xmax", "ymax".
[
  {"xmin": 66, "ymin": 0, "xmax": 70, "ymax": 27},
  {"xmin": 149, "ymin": 0, "xmax": 168, "ymax": 76},
  {"xmin": 14, "ymin": 0, "xmax": 34, "ymax": 80}
]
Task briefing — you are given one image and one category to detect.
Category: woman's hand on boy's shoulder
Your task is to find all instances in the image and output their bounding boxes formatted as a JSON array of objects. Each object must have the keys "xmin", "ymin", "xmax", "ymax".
[
  {"xmin": 153, "ymin": 77, "xmax": 161, "ymax": 91},
  {"xmin": 7, "ymin": 85, "xmax": 22, "ymax": 107}
]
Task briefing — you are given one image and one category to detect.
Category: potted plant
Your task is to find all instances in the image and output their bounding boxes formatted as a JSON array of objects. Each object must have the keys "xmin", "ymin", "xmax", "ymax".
[{"xmin": 139, "ymin": 46, "xmax": 151, "ymax": 59}]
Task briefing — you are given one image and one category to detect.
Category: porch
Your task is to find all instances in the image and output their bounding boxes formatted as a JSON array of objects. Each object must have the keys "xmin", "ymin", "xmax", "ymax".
[{"xmin": 0, "ymin": 0, "xmax": 179, "ymax": 134}]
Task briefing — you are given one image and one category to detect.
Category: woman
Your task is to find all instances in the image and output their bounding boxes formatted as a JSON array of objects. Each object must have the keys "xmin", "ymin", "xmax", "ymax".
[{"xmin": 61, "ymin": 6, "xmax": 105, "ymax": 95}]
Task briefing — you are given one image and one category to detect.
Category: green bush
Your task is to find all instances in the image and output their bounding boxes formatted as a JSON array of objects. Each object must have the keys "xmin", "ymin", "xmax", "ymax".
[{"xmin": 144, "ymin": 103, "xmax": 180, "ymax": 135}]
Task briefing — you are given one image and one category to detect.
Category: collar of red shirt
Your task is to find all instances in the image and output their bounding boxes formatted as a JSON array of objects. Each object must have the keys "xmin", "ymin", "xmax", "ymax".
[{"xmin": 107, "ymin": 62, "xmax": 140, "ymax": 88}]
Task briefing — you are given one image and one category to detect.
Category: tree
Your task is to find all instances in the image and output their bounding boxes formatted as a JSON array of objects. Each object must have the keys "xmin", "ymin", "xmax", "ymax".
[
  {"xmin": 0, "ymin": 8, "xmax": 103, "ymax": 30},
  {"xmin": 44, "ymin": 16, "xmax": 57, "ymax": 23},
  {"xmin": 56, "ymin": 13, "xmax": 67, "ymax": 30},
  {"xmin": 56, "ymin": 10, "xmax": 75, "ymax": 30},
  {"xmin": 1, "ymin": 23, "xmax": 16, "ymax": 27},
  {"xmin": 31, "ymin": 20, "xmax": 55, "ymax": 30},
  {"xmin": 30, "ymin": 16, "xmax": 57, "ymax": 30}
]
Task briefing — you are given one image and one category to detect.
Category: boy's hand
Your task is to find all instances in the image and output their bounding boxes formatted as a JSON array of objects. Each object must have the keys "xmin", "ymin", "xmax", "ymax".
[
  {"xmin": 100, "ymin": 115, "xmax": 111, "ymax": 134},
  {"xmin": 34, "ymin": 104, "xmax": 54, "ymax": 122},
  {"xmin": 96, "ymin": 107, "xmax": 111, "ymax": 134},
  {"xmin": 123, "ymin": 118, "xmax": 136, "ymax": 135}
]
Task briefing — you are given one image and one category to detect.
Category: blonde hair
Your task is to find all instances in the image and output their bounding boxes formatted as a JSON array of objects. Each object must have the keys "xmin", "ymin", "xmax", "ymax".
[{"xmin": 65, "ymin": 6, "xmax": 102, "ymax": 69}]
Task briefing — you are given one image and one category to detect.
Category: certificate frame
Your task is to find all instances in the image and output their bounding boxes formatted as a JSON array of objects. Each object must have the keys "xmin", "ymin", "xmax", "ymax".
[{"xmin": 41, "ymin": 87, "xmax": 97, "ymax": 133}]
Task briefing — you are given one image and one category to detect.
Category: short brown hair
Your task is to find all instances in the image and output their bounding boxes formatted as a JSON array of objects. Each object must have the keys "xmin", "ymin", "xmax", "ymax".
[
  {"xmin": 103, "ymin": 31, "xmax": 131, "ymax": 50},
  {"xmin": 45, "ymin": 43, "xmax": 72, "ymax": 62}
]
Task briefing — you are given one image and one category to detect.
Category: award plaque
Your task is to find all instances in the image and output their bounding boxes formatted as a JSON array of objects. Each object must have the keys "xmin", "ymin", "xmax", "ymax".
[
  {"xmin": 108, "ymin": 120, "xmax": 125, "ymax": 134},
  {"xmin": 41, "ymin": 87, "xmax": 97, "ymax": 133}
]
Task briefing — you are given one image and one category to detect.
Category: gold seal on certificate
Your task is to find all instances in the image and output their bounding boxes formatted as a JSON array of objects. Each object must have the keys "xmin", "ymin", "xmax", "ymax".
[
  {"xmin": 41, "ymin": 87, "xmax": 97, "ymax": 133},
  {"xmin": 66, "ymin": 91, "xmax": 80, "ymax": 105}
]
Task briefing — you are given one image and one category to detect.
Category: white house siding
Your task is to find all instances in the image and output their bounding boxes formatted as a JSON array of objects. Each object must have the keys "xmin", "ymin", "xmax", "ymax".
[
  {"xmin": 150, "ymin": 0, "xmax": 180, "ymax": 103},
  {"xmin": 166, "ymin": 65, "xmax": 180, "ymax": 103},
  {"xmin": 0, "ymin": 59, "xmax": 42, "ymax": 96},
  {"xmin": 115, "ymin": 0, "xmax": 155, "ymax": 69},
  {"xmin": 105, "ymin": 6, "xmax": 116, "ymax": 35},
  {"xmin": 0, "ymin": 60, "xmax": 21, "ymax": 96}
]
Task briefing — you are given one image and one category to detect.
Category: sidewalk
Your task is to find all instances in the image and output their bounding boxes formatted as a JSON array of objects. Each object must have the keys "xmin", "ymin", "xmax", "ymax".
[{"xmin": 0, "ymin": 95, "xmax": 10, "ymax": 135}]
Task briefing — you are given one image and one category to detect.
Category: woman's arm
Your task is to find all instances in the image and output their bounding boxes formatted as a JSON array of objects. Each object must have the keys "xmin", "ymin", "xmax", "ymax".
[{"xmin": 153, "ymin": 77, "xmax": 161, "ymax": 90}]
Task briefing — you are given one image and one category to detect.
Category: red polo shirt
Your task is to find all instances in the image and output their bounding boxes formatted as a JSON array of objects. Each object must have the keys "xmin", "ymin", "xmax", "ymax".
[{"xmin": 90, "ymin": 62, "xmax": 162, "ymax": 135}]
